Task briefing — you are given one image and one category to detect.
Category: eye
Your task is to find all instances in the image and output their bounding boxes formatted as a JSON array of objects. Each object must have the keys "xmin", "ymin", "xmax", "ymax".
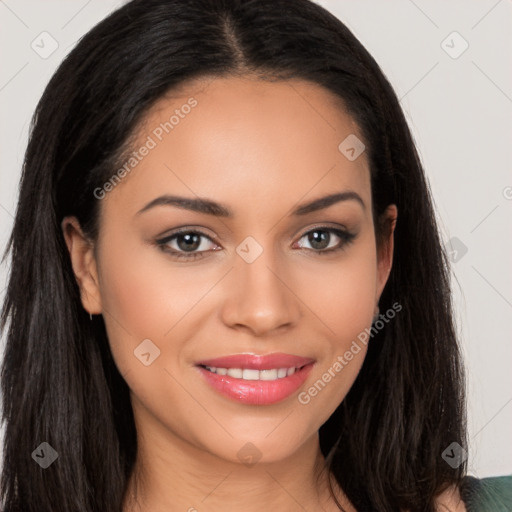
[
  {"xmin": 295, "ymin": 226, "xmax": 356, "ymax": 255},
  {"xmin": 155, "ymin": 229, "xmax": 220, "ymax": 260},
  {"xmin": 155, "ymin": 225, "xmax": 356, "ymax": 261}
]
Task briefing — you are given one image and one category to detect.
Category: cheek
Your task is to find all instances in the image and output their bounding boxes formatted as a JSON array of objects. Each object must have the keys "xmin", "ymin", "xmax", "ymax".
[
  {"xmin": 298, "ymin": 235, "xmax": 378, "ymax": 338},
  {"xmin": 94, "ymin": 231, "xmax": 213, "ymax": 374},
  {"xmin": 95, "ymin": 240, "xmax": 217, "ymax": 446},
  {"xmin": 292, "ymin": 236, "xmax": 378, "ymax": 422}
]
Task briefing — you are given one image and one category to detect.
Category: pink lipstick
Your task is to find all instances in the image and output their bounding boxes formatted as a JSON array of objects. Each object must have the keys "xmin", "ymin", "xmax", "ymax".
[{"xmin": 195, "ymin": 353, "xmax": 314, "ymax": 405}]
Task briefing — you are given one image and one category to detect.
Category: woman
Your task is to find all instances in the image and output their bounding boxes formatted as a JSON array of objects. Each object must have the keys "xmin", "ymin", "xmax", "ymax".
[{"xmin": 1, "ymin": 0, "xmax": 510, "ymax": 510}]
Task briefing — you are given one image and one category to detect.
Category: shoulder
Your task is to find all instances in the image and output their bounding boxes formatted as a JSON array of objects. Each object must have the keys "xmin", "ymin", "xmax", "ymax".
[
  {"xmin": 435, "ymin": 484, "xmax": 467, "ymax": 512},
  {"xmin": 458, "ymin": 475, "xmax": 512, "ymax": 511}
]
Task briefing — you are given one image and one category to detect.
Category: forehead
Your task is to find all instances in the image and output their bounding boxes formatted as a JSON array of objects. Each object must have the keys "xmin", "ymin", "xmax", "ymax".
[{"xmin": 102, "ymin": 76, "xmax": 371, "ymax": 220}]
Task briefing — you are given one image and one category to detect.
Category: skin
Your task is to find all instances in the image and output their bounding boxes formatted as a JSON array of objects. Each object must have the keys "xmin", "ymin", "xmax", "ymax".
[{"xmin": 61, "ymin": 76, "xmax": 463, "ymax": 511}]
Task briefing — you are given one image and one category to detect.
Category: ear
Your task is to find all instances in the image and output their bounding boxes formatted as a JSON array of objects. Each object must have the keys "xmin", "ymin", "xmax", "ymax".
[
  {"xmin": 375, "ymin": 204, "xmax": 398, "ymax": 305},
  {"xmin": 61, "ymin": 216, "xmax": 102, "ymax": 315}
]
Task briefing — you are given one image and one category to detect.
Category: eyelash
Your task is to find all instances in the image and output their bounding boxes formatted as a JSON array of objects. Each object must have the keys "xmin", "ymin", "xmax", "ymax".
[{"xmin": 155, "ymin": 226, "xmax": 356, "ymax": 261}]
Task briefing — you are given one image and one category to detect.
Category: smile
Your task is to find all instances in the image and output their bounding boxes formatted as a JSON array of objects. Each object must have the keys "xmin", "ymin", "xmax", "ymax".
[{"xmin": 195, "ymin": 353, "xmax": 315, "ymax": 405}]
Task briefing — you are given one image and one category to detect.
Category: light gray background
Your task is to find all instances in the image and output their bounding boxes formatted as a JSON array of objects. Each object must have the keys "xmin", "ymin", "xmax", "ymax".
[{"xmin": 1, "ymin": 0, "xmax": 511, "ymax": 478}]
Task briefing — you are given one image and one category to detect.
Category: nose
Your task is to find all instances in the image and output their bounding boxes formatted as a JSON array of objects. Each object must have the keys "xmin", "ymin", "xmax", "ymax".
[{"xmin": 220, "ymin": 248, "xmax": 301, "ymax": 337}]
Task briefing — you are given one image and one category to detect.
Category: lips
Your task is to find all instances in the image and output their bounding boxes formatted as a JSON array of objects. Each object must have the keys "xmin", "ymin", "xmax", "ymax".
[{"xmin": 195, "ymin": 353, "xmax": 315, "ymax": 405}]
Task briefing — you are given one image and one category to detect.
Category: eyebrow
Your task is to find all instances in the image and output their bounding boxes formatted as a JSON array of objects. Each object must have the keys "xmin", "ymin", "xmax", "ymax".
[{"xmin": 135, "ymin": 191, "xmax": 365, "ymax": 218}]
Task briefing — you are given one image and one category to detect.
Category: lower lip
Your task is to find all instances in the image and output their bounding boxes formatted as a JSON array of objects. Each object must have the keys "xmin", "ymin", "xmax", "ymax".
[{"xmin": 197, "ymin": 364, "xmax": 314, "ymax": 405}]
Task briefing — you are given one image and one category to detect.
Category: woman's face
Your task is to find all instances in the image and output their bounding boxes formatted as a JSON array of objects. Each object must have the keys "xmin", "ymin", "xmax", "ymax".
[{"xmin": 64, "ymin": 76, "xmax": 396, "ymax": 465}]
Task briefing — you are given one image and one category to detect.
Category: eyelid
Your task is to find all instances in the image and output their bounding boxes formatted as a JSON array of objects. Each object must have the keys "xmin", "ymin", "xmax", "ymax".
[
  {"xmin": 294, "ymin": 221, "xmax": 349, "ymax": 238},
  {"xmin": 156, "ymin": 225, "xmax": 218, "ymax": 241}
]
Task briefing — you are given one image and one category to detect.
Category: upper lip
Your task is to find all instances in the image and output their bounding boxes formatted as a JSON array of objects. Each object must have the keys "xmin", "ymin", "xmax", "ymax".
[{"xmin": 196, "ymin": 353, "xmax": 315, "ymax": 370}]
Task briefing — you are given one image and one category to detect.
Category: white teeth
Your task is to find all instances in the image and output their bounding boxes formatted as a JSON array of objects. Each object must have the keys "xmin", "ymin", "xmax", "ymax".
[
  {"xmin": 260, "ymin": 369, "xmax": 278, "ymax": 380},
  {"xmin": 203, "ymin": 366, "xmax": 299, "ymax": 381},
  {"xmin": 242, "ymin": 369, "xmax": 260, "ymax": 380},
  {"xmin": 227, "ymin": 368, "xmax": 243, "ymax": 378}
]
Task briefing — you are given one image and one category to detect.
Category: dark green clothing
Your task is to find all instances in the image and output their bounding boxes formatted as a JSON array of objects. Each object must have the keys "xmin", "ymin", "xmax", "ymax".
[{"xmin": 460, "ymin": 475, "xmax": 512, "ymax": 511}]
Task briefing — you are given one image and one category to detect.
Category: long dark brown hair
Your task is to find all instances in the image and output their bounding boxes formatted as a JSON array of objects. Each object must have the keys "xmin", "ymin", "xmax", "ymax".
[{"xmin": 1, "ymin": 0, "xmax": 466, "ymax": 510}]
